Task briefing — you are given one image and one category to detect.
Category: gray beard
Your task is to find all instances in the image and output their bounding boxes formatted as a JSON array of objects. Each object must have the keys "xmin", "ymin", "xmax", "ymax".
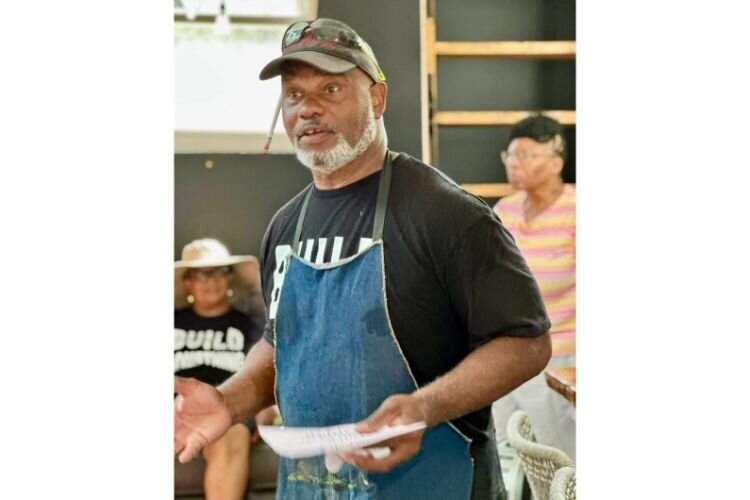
[{"xmin": 294, "ymin": 105, "xmax": 377, "ymax": 175}]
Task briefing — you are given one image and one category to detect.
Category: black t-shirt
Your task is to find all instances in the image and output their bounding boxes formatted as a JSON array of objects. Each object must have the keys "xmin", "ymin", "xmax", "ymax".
[
  {"xmin": 259, "ymin": 152, "xmax": 550, "ymax": 445},
  {"xmin": 174, "ymin": 307, "xmax": 263, "ymax": 387}
]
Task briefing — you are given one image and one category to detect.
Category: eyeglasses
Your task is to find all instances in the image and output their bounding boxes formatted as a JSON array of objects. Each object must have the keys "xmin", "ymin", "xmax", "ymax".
[
  {"xmin": 282, "ymin": 20, "xmax": 365, "ymax": 51},
  {"xmin": 185, "ymin": 266, "xmax": 231, "ymax": 282},
  {"xmin": 500, "ymin": 151, "xmax": 559, "ymax": 165}
]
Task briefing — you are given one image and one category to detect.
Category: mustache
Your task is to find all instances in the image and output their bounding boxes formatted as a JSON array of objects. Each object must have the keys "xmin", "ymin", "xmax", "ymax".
[{"xmin": 294, "ymin": 120, "xmax": 338, "ymax": 139}]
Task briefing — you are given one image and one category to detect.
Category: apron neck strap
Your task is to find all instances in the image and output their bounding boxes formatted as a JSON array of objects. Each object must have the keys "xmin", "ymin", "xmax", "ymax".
[
  {"xmin": 293, "ymin": 151, "xmax": 393, "ymax": 251},
  {"xmin": 292, "ymin": 185, "xmax": 312, "ymax": 254},
  {"xmin": 372, "ymin": 151, "xmax": 392, "ymax": 241}
]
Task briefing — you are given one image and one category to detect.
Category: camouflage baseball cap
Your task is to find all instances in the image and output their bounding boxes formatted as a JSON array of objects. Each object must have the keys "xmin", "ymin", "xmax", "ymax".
[{"xmin": 259, "ymin": 18, "xmax": 386, "ymax": 83}]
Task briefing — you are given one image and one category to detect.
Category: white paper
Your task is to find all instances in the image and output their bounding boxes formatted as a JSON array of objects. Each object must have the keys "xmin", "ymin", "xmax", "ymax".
[{"xmin": 258, "ymin": 421, "xmax": 427, "ymax": 459}]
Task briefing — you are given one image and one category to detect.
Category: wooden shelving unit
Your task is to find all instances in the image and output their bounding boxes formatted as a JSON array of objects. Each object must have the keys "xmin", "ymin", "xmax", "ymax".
[{"xmin": 419, "ymin": 0, "xmax": 576, "ymax": 198}]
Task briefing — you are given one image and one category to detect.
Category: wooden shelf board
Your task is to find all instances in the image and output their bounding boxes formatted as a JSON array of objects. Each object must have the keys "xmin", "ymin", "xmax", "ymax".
[
  {"xmin": 435, "ymin": 41, "xmax": 575, "ymax": 59},
  {"xmin": 461, "ymin": 183, "xmax": 516, "ymax": 198},
  {"xmin": 434, "ymin": 110, "xmax": 576, "ymax": 126}
]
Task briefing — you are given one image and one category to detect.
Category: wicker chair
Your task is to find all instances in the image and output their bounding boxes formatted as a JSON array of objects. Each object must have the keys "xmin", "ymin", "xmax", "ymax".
[
  {"xmin": 506, "ymin": 410, "xmax": 573, "ymax": 500},
  {"xmin": 549, "ymin": 466, "xmax": 575, "ymax": 500}
]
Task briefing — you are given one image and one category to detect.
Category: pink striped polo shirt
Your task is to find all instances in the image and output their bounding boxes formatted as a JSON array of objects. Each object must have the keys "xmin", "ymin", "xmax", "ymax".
[{"xmin": 494, "ymin": 184, "xmax": 576, "ymax": 357}]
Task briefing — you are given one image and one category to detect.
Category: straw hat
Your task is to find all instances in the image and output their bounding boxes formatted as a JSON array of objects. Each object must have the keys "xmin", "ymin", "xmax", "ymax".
[{"xmin": 174, "ymin": 238, "xmax": 261, "ymax": 309}]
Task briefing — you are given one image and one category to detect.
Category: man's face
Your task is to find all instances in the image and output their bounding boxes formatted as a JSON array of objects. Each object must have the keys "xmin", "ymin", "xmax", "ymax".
[
  {"xmin": 281, "ymin": 63, "xmax": 379, "ymax": 173},
  {"xmin": 503, "ymin": 137, "xmax": 563, "ymax": 191}
]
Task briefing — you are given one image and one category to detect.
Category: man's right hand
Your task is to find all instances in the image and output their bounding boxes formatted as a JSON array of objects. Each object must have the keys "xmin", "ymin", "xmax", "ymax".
[{"xmin": 174, "ymin": 376, "xmax": 233, "ymax": 463}]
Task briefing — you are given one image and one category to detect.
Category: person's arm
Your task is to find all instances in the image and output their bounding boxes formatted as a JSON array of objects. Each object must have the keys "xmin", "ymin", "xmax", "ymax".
[
  {"xmin": 218, "ymin": 338, "xmax": 277, "ymax": 424},
  {"xmin": 344, "ymin": 332, "xmax": 550, "ymax": 472},
  {"xmin": 218, "ymin": 223, "xmax": 278, "ymax": 426},
  {"xmin": 422, "ymin": 331, "xmax": 551, "ymax": 424},
  {"xmin": 174, "ymin": 338, "xmax": 276, "ymax": 463}
]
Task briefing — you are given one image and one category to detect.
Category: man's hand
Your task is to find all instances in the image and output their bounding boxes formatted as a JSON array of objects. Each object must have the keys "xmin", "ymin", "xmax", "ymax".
[
  {"xmin": 174, "ymin": 376, "xmax": 232, "ymax": 463},
  {"xmin": 341, "ymin": 394, "xmax": 427, "ymax": 472}
]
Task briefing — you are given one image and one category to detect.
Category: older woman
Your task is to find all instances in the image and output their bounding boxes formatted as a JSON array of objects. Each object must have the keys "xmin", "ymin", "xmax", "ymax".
[{"xmin": 174, "ymin": 238, "xmax": 272, "ymax": 499}]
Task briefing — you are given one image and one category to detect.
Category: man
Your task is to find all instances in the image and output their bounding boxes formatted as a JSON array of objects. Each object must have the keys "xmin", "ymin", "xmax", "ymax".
[
  {"xmin": 175, "ymin": 18, "xmax": 551, "ymax": 500},
  {"xmin": 491, "ymin": 114, "xmax": 576, "ymax": 460}
]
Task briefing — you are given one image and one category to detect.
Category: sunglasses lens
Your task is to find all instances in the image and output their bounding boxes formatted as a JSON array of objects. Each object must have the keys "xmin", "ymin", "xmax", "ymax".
[
  {"xmin": 313, "ymin": 26, "xmax": 358, "ymax": 47},
  {"xmin": 283, "ymin": 21, "xmax": 310, "ymax": 48}
]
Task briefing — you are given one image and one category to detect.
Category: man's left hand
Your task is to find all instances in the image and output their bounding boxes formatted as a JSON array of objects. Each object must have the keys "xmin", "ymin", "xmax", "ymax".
[{"xmin": 341, "ymin": 393, "xmax": 428, "ymax": 472}]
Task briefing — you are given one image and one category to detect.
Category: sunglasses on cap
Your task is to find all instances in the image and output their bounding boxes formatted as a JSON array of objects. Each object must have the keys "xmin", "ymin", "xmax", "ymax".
[{"xmin": 282, "ymin": 19, "xmax": 365, "ymax": 51}]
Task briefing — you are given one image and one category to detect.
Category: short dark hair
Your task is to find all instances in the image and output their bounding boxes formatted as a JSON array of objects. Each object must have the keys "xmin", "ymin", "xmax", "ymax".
[{"xmin": 508, "ymin": 113, "xmax": 567, "ymax": 162}]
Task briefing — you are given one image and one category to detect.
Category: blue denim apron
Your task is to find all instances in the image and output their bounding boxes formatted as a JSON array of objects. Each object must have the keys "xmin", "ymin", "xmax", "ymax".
[{"xmin": 273, "ymin": 153, "xmax": 474, "ymax": 499}]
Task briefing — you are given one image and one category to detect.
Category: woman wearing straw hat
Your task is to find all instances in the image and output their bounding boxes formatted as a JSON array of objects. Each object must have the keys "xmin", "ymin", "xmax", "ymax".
[{"xmin": 174, "ymin": 238, "xmax": 269, "ymax": 499}]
